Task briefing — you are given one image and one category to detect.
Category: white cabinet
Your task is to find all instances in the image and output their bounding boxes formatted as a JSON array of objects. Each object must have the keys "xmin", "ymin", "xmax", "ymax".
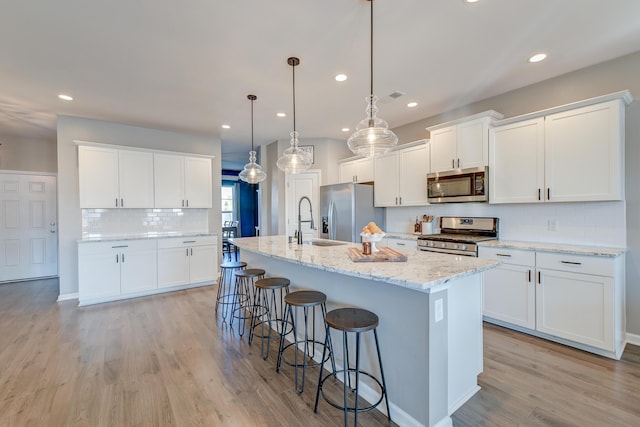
[
  {"xmin": 428, "ymin": 111, "xmax": 502, "ymax": 173},
  {"xmin": 157, "ymin": 237, "xmax": 217, "ymax": 288},
  {"xmin": 374, "ymin": 141, "xmax": 429, "ymax": 207},
  {"xmin": 479, "ymin": 247, "xmax": 536, "ymax": 329},
  {"xmin": 78, "ymin": 146, "xmax": 154, "ymax": 208},
  {"xmin": 490, "ymin": 96, "xmax": 627, "ymax": 204},
  {"xmin": 480, "ymin": 245, "xmax": 625, "ymax": 358},
  {"xmin": 338, "ymin": 157, "xmax": 374, "ymax": 183},
  {"xmin": 536, "ymin": 252, "xmax": 617, "ymax": 352},
  {"xmin": 154, "ymin": 154, "xmax": 212, "ymax": 208},
  {"xmin": 78, "ymin": 239, "xmax": 158, "ymax": 303}
]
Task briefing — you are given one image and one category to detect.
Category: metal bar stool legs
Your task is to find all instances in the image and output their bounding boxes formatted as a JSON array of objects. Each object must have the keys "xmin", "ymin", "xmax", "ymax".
[
  {"xmin": 232, "ymin": 268, "xmax": 265, "ymax": 336},
  {"xmin": 248, "ymin": 277, "xmax": 291, "ymax": 359},
  {"xmin": 215, "ymin": 261, "xmax": 247, "ymax": 321},
  {"xmin": 276, "ymin": 290, "xmax": 336, "ymax": 395},
  {"xmin": 314, "ymin": 307, "xmax": 391, "ymax": 426}
]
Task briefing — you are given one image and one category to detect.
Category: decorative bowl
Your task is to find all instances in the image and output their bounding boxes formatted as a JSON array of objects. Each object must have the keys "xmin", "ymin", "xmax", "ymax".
[{"xmin": 360, "ymin": 232, "xmax": 385, "ymax": 253}]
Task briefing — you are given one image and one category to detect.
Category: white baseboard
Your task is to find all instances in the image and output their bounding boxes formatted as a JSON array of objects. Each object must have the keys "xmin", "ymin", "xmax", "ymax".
[
  {"xmin": 57, "ymin": 292, "xmax": 79, "ymax": 302},
  {"xmin": 433, "ymin": 416, "xmax": 454, "ymax": 427},
  {"xmin": 627, "ymin": 332, "xmax": 640, "ymax": 346}
]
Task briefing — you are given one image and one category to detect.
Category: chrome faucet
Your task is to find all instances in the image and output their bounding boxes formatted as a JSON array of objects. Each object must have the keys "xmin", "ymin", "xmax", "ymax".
[{"xmin": 298, "ymin": 196, "xmax": 315, "ymax": 244}]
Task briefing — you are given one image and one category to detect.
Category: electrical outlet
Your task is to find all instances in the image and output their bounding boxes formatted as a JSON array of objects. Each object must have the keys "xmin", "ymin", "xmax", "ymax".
[
  {"xmin": 435, "ymin": 298, "xmax": 444, "ymax": 322},
  {"xmin": 548, "ymin": 219, "xmax": 558, "ymax": 231}
]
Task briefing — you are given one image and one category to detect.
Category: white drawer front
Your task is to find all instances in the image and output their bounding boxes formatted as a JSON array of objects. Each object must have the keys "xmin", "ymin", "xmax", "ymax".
[
  {"xmin": 478, "ymin": 247, "xmax": 535, "ymax": 266},
  {"xmin": 386, "ymin": 238, "xmax": 417, "ymax": 250},
  {"xmin": 157, "ymin": 236, "xmax": 216, "ymax": 249},
  {"xmin": 536, "ymin": 252, "xmax": 614, "ymax": 277},
  {"xmin": 79, "ymin": 239, "xmax": 156, "ymax": 255}
]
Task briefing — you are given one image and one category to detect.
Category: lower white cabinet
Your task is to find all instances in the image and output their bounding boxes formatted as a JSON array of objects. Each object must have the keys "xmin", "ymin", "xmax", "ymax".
[
  {"xmin": 382, "ymin": 237, "xmax": 417, "ymax": 250},
  {"xmin": 78, "ymin": 239, "xmax": 158, "ymax": 303},
  {"xmin": 157, "ymin": 237, "xmax": 217, "ymax": 288},
  {"xmin": 479, "ymin": 246, "xmax": 625, "ymax": 359},
  {"xmin": 78, "ymin": 236, "xmax": 217, "ymax": 305},
  {"xmin": 479, "ymin": 247, "xmax": 535, "ymax": 329}
]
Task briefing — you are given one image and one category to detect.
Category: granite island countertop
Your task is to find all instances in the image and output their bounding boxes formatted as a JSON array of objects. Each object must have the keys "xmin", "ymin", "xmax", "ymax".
[{"xmin": 231, "ymin": 235, "xmax": 499, "ymax": 294}]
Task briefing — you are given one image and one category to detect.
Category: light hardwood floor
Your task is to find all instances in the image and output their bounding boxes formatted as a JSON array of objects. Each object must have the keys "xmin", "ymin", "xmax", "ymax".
[{"xmin": 1, "ymin": 279, "xmax": 639, "ymax": 426}]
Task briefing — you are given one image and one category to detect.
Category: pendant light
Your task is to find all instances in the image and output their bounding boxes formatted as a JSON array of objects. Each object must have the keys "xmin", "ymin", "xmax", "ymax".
[
  {"xmin": 239, "ymin": 94, "xmax": 267, "ymax": 184},
  {"xmin": 347, "ymin": 0, "xmax": 398, "ymax": 157},
  {"xmin": 276, "ymin": 57, "xmax": 312, "ymax": 174}
]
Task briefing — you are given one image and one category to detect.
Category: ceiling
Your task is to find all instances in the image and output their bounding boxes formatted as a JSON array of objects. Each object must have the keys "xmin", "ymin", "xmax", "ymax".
[{"xmin": 2, "ymin": 0, "xmax": 640, "ymax": 166}]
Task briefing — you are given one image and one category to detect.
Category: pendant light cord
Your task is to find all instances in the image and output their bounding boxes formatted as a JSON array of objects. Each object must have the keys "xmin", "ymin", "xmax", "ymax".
[
  {"xmin": 368, "ymin": 0, "xmax": 375, "ymax": 126},
  {"xmin": 292, "ymin": 61, "xmax": 297, "ymax": 134},
  {"xmin": 251, "ymin": 97, "xmax": 254, "ymax": 151}
]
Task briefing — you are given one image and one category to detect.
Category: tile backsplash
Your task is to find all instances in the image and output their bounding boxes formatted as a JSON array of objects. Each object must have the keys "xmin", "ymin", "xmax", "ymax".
[
  {"xmin": 82, "ymin": 208, "xmax": 209, "ymax": 238},
  {"xmin": 385, "ymin": 201, "xmax": 626, "ymax": 248}
]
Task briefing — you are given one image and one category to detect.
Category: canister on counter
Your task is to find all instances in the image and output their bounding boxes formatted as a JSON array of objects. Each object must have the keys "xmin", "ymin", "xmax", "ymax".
[{"xmin": 362, "ymin": 242, "xmax": 372, "ymax": 255}]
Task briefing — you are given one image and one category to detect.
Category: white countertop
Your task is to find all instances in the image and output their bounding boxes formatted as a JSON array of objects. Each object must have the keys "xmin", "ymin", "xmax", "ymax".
[
  {"xmin": 78, "ymin": 232, "xmax": 217, "ymax": 243},
  {"xmin": 231, "ymin": 235, "xmax": 499, "ymax": 294},
  {"xmin": 478, "ymin": 240, "xmax": 625, "ymax": 257}
]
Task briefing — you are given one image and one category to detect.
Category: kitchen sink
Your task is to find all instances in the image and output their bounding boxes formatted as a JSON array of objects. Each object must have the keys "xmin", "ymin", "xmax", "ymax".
[{"xmin": 303, "ymin": 240, "xmax": 347, "ymax": 247}]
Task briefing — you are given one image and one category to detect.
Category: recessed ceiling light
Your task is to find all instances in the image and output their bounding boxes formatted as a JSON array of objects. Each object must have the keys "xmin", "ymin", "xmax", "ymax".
[
  {"xmin": 335, "ymin": 74, "xmax": 348, "ymax": 82},
  {"xmin": 341, "ymin": 128, "xmax": 350, "ymax": 132},
  {"xmin": 529, "ymin": 53, "xmax": 547, "ymax": 63},
  {"xmin": 277, "ymin": 112, "xmax": 286, "ymax": 118},
  {"xmin": 58, "ymin": 94, "xmax": 73, "ymax": 101},
  {"xmin": 221, "ymin": 124, "xmax": 230, "ymax": 129},
  {"xmin": 465, "ymin": 0, "xmax": 480, "ymax": 3},
  {"xmin": 407, "ymin": 102, "xmax": 418, "ymax": 108}
]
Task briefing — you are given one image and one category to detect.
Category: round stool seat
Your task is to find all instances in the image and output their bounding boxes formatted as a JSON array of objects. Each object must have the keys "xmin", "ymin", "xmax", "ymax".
[
  {"xmin": 220, "ymin": 261, "xmax": 247, "ymax": 269},
  {"xmin": 256, "ymin": 277, "xmax": 290, "ymax": 290},
  {"xmin": 235, "ymin": 268, "xmax": 265, "ymax": 278},
  {"xmin": 326, "ymin": 308, "xmax": 378, "ymax": 333},
  {"xmin": 285, "ymin": 290, "xmax": 326, "ymax": 307}
]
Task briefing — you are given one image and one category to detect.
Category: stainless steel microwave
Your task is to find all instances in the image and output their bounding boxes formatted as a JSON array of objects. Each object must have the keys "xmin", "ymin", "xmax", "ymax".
[{"xmin": 427, "ymin": 166, "xmax": 488, "ymax": 203}]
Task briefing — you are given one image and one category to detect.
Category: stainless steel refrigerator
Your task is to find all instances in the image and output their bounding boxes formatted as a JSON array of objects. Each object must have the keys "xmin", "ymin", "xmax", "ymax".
[{"xmin": 320, "ymin": 183, "xmax": 385, "ymax": 243}]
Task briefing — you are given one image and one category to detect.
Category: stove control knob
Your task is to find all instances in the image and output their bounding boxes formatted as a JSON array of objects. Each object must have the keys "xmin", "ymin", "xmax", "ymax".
[
  {"xmin": 441, "ymin": 243, "xmax": 446, "ymax": 248},
  {"xmin": 429, "ymin": 242, "xmax": 435, "ymax": 247},
  {"xmin": 453, "ymin": 244, "xmax": 459, "ymax": 249},
  {"xmin": 461, "ymin": 245, "xmax": 467, "ymax": 251}
]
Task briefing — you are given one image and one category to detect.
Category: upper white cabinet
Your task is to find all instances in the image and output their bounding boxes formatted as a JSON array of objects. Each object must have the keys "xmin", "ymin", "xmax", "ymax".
[
  {"xmin": 427, "ymin": 111, "xmax": 503, "ymax": 173},
  {"xmin": 78, "ymin": 146, "xmax": 154, "ymax": 208},
  {"xmin": 374, "ymin": 140, "xmax": 430, "ymax": 207},
  {"xmin": 154, "ymin": 153, "xmax": 212, "ymax": 208},
  {"xmin": 489, "ymin": 92, "xmax": 631, "ymax": 204},
  {"xmin": 338, "ymin": 157, "xmax": 374, "ymax": 184}
]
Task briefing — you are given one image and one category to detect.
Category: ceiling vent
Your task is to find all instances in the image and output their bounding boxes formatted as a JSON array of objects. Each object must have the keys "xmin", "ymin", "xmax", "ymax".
[{"xmin": 379, "ymin": 91, "xmax": 405, "ymax": 104}]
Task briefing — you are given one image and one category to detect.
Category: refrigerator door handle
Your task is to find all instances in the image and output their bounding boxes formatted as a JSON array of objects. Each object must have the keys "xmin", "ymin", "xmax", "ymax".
[{"xmin": 328, "ymin": 200, "xmax": 335, "ymax": 240}]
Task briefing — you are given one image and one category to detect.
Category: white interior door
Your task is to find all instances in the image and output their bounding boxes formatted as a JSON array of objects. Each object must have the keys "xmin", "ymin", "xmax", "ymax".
[
  {"xmin": 286, "ymin": 170, "xmax": 320, "ymax": 241},
  {"xmin": 0, "ymin": 173, "xmax": 58, "ymax": 282}
]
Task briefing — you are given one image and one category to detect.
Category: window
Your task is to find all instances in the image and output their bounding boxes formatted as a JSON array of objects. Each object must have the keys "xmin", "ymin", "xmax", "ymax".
[{"xmin": 221, "ymin": 185, "xmax": 234, "ymax": 225}]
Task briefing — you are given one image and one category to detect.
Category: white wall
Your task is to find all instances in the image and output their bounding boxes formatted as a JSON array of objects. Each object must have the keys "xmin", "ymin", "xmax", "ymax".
[
  {"xmin": 56, "ymin": 115, "xmax": 221, "ymax": 297},
  {"xmin": 0, "ymin": 134, "xmax": 56, "ymax": 173}
]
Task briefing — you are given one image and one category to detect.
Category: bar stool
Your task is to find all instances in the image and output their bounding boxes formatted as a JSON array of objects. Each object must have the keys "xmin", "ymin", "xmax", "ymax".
[
  {"xmin": 231, "ymin": 268, "xmax": 265, "ymax": 337},
  {"xmin": 276, "ymin": 290, "xmax": 336, "ymax": 394},
  {"xmin": 215, "ymin": 261, "xmax": 247, "ymax": 321},
  {"xmin": 249, "ymin": 277, "xmax": 291, "ymax": 360},
  {"xmin": 314, "ymin": 307, "xmax": 391, "ymax": 426}
]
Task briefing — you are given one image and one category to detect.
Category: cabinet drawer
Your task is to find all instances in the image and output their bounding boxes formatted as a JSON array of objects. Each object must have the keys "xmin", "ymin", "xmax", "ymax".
[
  {"xmin": 157, "ymin": 236, "xmax": 216, "ymax": 249},
  {"xmin": 536, "ymin": 252, "xmax": 614, "ymax": 277},
  {"xmin": 79, "ymin": 239, "xmax": 156, "ymax": 255},
  {"xmin": 386, "ymin": 238, "xmax": 417, "ymax": 250},
  {"xmin": 478, "ymin": 247, "xmax": 535, "ymax": 266}
]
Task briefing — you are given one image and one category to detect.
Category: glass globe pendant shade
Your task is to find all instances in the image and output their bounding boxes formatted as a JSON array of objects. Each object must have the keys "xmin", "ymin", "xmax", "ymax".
[
  {"xmin": 276, "ymin": 131, "xmax": 312, "ymax": 174},
  {"xmin": 238, "ymin": 150, "xmax": 266, "ymax": 184},
  {"xmin": 347, "ymin": 95, "xmax": 398, "ymax": 157}
]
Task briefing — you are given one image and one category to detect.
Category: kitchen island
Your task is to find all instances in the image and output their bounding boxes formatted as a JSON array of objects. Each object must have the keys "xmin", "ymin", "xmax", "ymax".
[{"xmin": 232, "ymin": 236, "xmax": 499, "ymax": 427}]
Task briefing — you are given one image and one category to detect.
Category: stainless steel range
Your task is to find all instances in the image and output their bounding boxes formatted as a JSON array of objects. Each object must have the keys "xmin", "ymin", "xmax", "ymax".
[{"xmin": 417, "ymin": 216, "xmax": 499, "ymax": 257}]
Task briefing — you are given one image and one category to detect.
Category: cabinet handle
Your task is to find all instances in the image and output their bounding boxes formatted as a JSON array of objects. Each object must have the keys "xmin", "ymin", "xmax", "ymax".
[
  {"xmin": 190, "ymin": 248, "xmax": 193, "ymax": 256},
  {"xmin": 496, "ymin": 253, "xmax": 512, "ymax": 257},
  {"xmin": 537, "ymin": 271, "xmax": 541, "ymax": 284},
  {"xmin": 183, "ymin": 240, "xmax": 196, "ymax": 243},
  {"xmin": 112, "ymin": 245, "xmax": 128, "ymax": 248},
  {"xmin": 396, "ymin": 242, "xmax": 406, "ymax": 246},
  {"xmin": 182, "ymin": 200, "xmax": 185, "ymax": 207},
  {"xmin": 452, "ymin": 159, "xmax": 455, "ymax": 168},
  {"xmin": 560, "ymin": 260, "xmax": 582, "ymax": 265},
  {"xmin": 121, "ymin": 253, "xmax": 125, "ymax": 263},
  {"xmin": 186, "ymin": 248, "xmax": 189, "ymax": 256},
  {"xmin": 395, "ymin": 197, "xmax": 398, "ymax": 205},
  {"xmin": 457, "ymin": 158, "xmax": 460, "ymax": 168},
  {"xmin": 547, "ymin": 188, "xmax": 550, "ymax": 200},
  {"xmin": 115, "ymin": 198, "xmax": 119, "ymax": 207},
  {"xmin": 538, "ymin": 188, "xmax": 541, "ymax": 201},
  {"xmin": 121, "ymin": 198, "xmax": 124, "ymax": 207},
  {"xmin": 186, "ymin": 200, "xmax": 189, "ymax": 207},
  {"xmin": 399, "ymin": 197, "xmax": 402, "ymax": 205},
  {"xmin": 528, "ymin": 269, "xmax": 532, "ymax": 282},
  {"xmin": 116, "ymin": 254, "xmax": 119, "ymax": 263}
]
